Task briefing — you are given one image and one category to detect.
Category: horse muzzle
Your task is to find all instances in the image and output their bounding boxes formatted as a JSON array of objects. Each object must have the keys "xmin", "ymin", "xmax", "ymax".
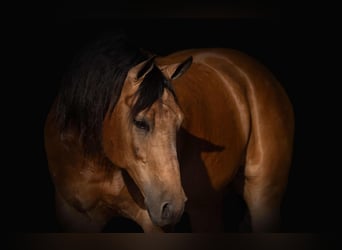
[{"xmin": 145, "ymin": 194, "xmax": 187, "ymax": 227}]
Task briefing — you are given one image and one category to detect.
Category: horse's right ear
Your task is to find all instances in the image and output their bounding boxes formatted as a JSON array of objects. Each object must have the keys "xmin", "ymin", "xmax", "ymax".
[
  {"xmin": 128, "ymin": 56, "xmax": 156, "ymax": 83},
  {"xmin": 160, "ymin": 56, "xmax": 193, "ymax": 80}
]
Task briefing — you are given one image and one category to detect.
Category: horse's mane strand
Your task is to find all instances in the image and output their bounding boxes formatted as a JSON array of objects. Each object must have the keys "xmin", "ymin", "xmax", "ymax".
[
  {"xmin": 54, "ymin": 33, "xmax": 175, "ymax": 155},
  {"xmin": 131, "ymin": 65, "xmax": 176, "ymax": 119}
]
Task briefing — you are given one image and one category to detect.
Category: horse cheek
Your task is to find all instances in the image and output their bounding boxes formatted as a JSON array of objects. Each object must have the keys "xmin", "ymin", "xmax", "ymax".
[{"xmin": 102, "ymin": 115, "xmax": 131, "ymax": 168}]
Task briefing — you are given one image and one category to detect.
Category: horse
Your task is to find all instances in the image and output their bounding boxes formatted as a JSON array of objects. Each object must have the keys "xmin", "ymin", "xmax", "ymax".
[{"xmin": 44, "ymin": 34, "xmax": 294, "ymax": 232}]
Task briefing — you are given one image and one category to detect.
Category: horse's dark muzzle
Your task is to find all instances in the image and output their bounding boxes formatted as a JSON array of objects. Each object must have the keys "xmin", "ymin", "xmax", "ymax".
[{"xmin": 145, "ymin": 196, "xmax": 187, "ymax": 227}]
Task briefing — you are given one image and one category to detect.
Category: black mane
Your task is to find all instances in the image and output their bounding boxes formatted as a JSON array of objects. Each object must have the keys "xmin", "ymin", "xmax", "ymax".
[{"xmin": 54, "ymin": 33, "xmax": 175, "ymax": 154}]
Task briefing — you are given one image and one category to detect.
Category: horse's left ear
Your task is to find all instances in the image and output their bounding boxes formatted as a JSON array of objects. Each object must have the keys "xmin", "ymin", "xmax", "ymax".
[
  {"xmin": 161, "ymin": 56, "xmax": 193, "ymax": 80},
  {"xmin": 128, "ymin": 56, "xmax": 156, "ymax": 82}
]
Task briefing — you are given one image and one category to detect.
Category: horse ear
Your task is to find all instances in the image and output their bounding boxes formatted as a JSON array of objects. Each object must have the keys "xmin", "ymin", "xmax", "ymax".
[
  {"xmin": 161, "ymin": 56, "xmax": 193, "ymax": 80},
  {"xmin": 129, "ymin": 56, "xmax": 156, "ymax": 82}
]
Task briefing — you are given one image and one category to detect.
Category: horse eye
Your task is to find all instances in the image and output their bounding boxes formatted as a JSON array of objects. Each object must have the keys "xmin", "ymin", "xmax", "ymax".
[{"xmin": 133, "ymin": 119, "xmax": 150, "ymax": 131}]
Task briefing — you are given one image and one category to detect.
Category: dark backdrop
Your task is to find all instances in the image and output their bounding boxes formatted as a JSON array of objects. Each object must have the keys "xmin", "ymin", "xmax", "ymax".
[{"xmin": 6, "ymin": 1, "xmax": 340, "ymax": 234}]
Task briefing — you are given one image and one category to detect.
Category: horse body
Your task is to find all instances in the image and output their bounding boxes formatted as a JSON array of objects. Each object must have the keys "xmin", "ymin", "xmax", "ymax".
[
  {"xmin": 44, "ymin": 45, "xmax": 294, "ymax": 232},
  {"xmin": 158, "ymin": 49, "xmax": 294, "ymax": 231}
]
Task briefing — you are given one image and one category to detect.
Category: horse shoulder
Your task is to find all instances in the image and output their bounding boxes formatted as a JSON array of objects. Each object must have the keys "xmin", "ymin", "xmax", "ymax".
[{"xmin": 167, "ymin": 50, "xmax": 252, "ymax": 191}]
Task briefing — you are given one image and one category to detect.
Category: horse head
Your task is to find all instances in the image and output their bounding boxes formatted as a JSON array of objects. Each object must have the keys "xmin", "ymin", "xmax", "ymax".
[{"xmin": 102, "ymin": 55, "xmax": 192, "ymax": 227}]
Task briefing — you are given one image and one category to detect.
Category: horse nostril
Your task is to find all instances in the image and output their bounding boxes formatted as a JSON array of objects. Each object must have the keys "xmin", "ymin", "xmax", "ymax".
[{"xmin": 161, "ymin": 202, "xmax": 172, "ymax": 220}]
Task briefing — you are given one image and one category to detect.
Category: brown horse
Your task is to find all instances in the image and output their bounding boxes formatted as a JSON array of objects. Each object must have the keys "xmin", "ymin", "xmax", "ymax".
[{"xmin": 44, "ymin": 35, "xmax": 294, "ymax": 232}]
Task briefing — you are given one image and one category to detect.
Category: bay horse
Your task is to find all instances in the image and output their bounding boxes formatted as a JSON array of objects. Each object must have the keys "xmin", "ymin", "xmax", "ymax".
[{"xmin": 44, "ymin": 34, "xmax": 294, "ymax": 232}]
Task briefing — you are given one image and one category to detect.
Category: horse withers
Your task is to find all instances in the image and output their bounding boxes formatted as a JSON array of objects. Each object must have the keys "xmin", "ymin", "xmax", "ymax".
[{"xmin": 44, "ymin": 35, "xmax": 294, "ymax": 232}]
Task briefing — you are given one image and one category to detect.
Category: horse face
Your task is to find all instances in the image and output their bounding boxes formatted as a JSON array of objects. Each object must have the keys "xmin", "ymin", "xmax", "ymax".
[
  {"xmin": 102, "ymin": 57, "xmax": 192, "ymax": 227},
  {"xmin": 128, "ymin": 89, "xmax": 186, "ymax": 227}
]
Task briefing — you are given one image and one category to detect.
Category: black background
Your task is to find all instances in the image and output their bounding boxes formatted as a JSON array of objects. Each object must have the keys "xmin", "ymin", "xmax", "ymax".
[{"xmin": 6, "ymin": 0, "xmax": 341, "ymax": 236}]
